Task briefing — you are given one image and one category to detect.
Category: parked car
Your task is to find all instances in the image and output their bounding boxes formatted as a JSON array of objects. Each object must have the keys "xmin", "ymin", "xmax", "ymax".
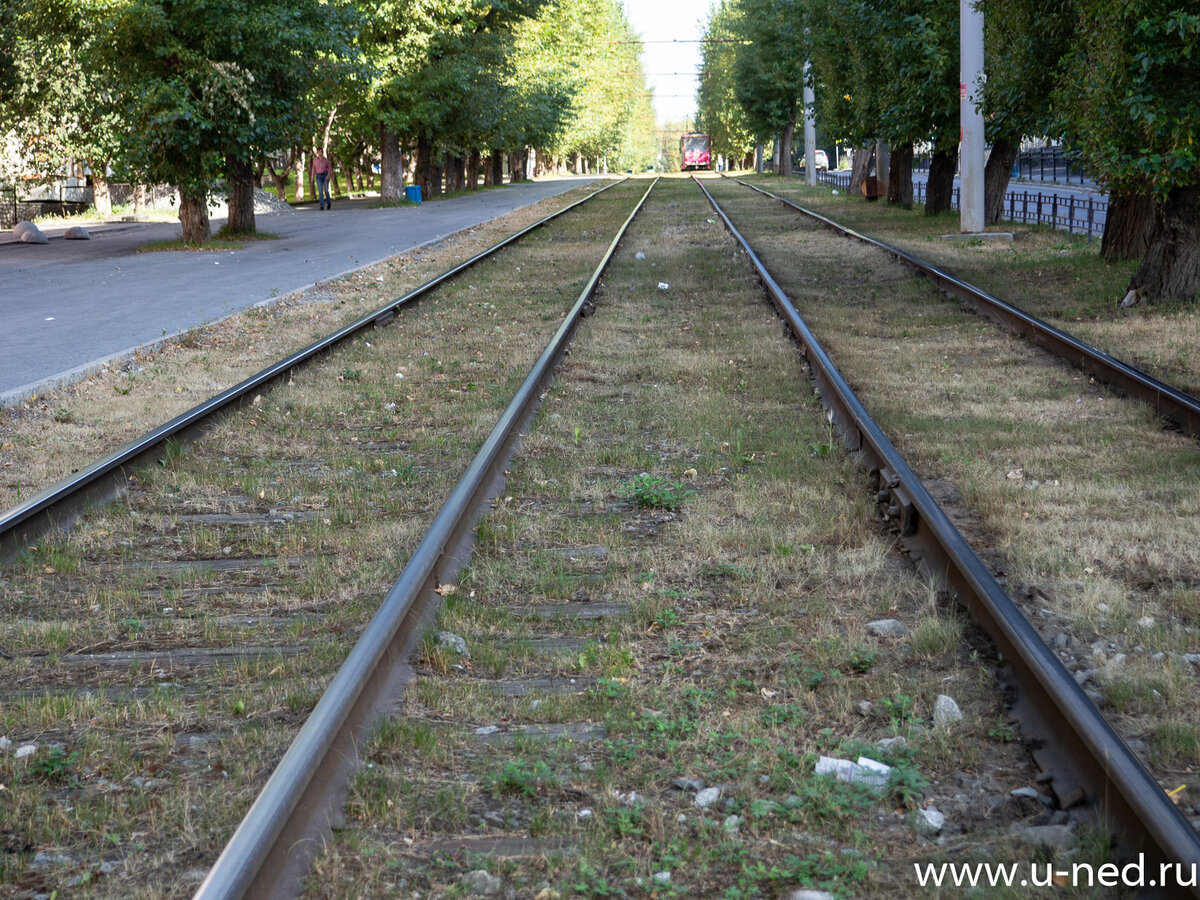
[{"xmin": 796, "ymin": 149, "xmax": 830, "ymax": 171}]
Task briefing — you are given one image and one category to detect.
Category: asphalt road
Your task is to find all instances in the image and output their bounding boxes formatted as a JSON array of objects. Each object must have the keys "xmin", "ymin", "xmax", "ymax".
[{"xmin": 0, "ymin": 177, "xmax": 600, "ymax": 403}]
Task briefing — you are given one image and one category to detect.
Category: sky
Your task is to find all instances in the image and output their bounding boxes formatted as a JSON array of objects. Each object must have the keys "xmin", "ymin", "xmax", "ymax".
[{"xmin": 622, "ymin": 1, "xmax": 708, "ymax": 126}]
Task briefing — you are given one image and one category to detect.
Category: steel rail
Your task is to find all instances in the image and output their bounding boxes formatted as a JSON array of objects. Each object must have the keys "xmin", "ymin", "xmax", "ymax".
[
  {"xmin": 0, "ymin": 178, "xmax": 626, "ymax": 562},
  {"xmin": 193, "ymin": 178, "xmax": 659, "ymax": 900},
  {"xmin": 730, "ymin": 177, "xmax": 1200, "ymax": 439},
  {"xmin": 696, "ymin": 175, "xmax": 1200, "ymax": 897}
]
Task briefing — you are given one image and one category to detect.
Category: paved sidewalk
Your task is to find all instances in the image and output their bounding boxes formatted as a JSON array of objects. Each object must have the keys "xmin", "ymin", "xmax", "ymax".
[{"xmin": 0, "ymin": 177, "xmax": 601, "ymax": 403}]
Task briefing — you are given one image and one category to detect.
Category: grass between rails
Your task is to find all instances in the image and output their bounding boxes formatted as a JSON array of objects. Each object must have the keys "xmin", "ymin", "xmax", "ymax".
[
  {"xmin": 305, "ymin": 176, "xmax": 1065, "ymax": 899},
  {"xmin": 0, "ymin": 179, "xmax": 651, "ymax": 897},
  {"xmin": 740, "ymin": 174, "xmax": 1200, "ymax": 398},
  {"xmin": 704, "ymin": 177, "xmax": 1200, "ymax": 835}
]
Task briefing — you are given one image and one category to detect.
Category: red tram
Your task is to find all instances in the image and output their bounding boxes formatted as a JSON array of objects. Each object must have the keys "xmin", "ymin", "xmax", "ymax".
[{"xmin": 680, "ymin": 133, "xmax": 712, "ymax": 171}]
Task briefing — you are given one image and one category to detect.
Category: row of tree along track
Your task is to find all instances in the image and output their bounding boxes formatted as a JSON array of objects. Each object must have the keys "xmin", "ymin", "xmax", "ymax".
[{"xmin": 2, "ymin": 175, "xmax": 1199, "ymax": 897}]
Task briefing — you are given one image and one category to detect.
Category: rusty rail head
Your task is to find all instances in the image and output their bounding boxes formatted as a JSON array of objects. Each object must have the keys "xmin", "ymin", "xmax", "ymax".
[
  {"xmin": 0, "ymin": 180, "xmax": 625, "ymax": 564},
  {"xmin": 192, "ymin": 178, "xmax": 660, "ymax": 900},
  {"xmin": 695, "ymin": 175, "xmax": 1200, "ymax": 897},
  {"xmin": 728, "ymin": 177, "xmax": 1200, "ymax": 440}
]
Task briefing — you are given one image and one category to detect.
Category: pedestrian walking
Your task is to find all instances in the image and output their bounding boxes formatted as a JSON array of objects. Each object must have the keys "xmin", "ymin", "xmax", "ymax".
[{"xmin": 312, "ymin": 151, "xmax": 333, "ymax": 210}]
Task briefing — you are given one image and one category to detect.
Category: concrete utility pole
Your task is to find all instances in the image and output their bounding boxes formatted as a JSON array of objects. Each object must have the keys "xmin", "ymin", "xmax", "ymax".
[
  {"xmin": 803, "ymin": 62, "xmax": 817, "ymax": 187},
  {"xmin": 960, "ymin": 0, "xmax": 985, "ymax": 232}
]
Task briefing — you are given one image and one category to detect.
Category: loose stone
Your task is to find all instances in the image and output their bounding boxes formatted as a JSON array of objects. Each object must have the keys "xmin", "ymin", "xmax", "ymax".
[
  {"xmin": 437, "ymin": 631, "xmax": 470, "ymax": 657},
  {"xmin": 915, "ymin": 807, "xmax": 945, "ymax": 835},
  {"xmin": 866, "ymin": 618, "xmax": 909, "ymax": 638},
  {"xmin": 694, "ymin": 787, "xmax": 722, "ymax": 808},
  {"xmin": 1013, "ymin": 824, "xmax": 1077, "ymax": 852},
  {"xmin": 932, "ymin": 694, "xmax": 963, "ymax": 727},
  {"xmin": 463, "ymin": 869, "xmax": 502, "ymax": 896}
]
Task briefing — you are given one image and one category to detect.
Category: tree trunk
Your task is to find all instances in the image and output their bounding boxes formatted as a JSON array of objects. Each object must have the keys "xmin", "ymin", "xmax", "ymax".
[
  {"xmin": 1102, "ymin": 188, "xmax": 1156, "ymax": 261},
  {"xmin": 924, "ymin": 146, "xmax": 958, "ymax": 216},
  {"xmin": 467, "ymin": 149, "xmax": 481, "ymax": 189},
  {"xmin": 416, "ymin": 135, "xmax": 433, "ymax": 199},
  {"xmin": 224, "ymin": 156, "xmax": 256, "ymax": 235},
  {"xmin": 178, "ymin": 188, "xmax": 210, "ymax": 244},
  {"xmin": 452, "ymin": 155, "xmax": 465, "ymax": 192},
  {"xmin": 133, "ymin": 184, "xmax": 146, "ymax": 214},
  {"xmin": 329, "ymin": 156, "xmax": 342, "ymax": 198},
  {"xmin": 293, "ymin": 150, "xmax": 306, "ymax": 202},
  {"xmin": 780, "ymin": 111, "xmax": 797, "ymax": 178},
  {"xmin": 264, "ymin": 149, "xmax": 295, "ymax": 201},
  {"xmin": 380, "ymin": 125, "xmax": 404, "ymax": 202},
  {"xmin": 1128, "ymin": 183, "xmax": 1200, "ymax": 303},
  {"xmin": 888, "ymin": 142, "xmax": 913, "ymax": 209},
  {"xmin": 491, "ymin": 150, "xmax": 504, "ymax": 186},
  {"xmin": 984, "ymin": 137, "xmax": 1018, "ymax": 225},
  {"xmin": 430, "ymin": 154, "xmax": 444, "ymax": 196},
  {"xmin": 89, "ymin": 161, "xmax": 112, "ymax": 217},
  {"xmin": 849, "ymin": 146, "xmax": 871, "ymax": 196},
  {"xmin": 510, "ymin": 150, "xmax": 526, "ymax": 183}
]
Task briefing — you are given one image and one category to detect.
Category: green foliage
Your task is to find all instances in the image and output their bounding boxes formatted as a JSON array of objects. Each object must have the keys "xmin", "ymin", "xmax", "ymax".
[
  {"xmin": 27, "ymin": 746, "xmax": 81, "ymax": 783},
  {"xmin": 1057, "ymin": 2, "xmax": 1200, "ymax": 197},
  {"xmin": 731, "ymin": 0, "xmax": 810, "ymax": 143},
  {"xmin": 979, "ymin": 0, "xmax": 1076, "ymax": 142},
  {"xmin": 618, "ymin": 473, "xmax": 695, "ymax": 510},
  {"xmin": 488, "ymin": 758, "xmax": 557, "ymax": 797},
  {"xmin": 698, "ymin": 0, "xmax": 757, "ymax": 163},
  {"xmin": 99, "ymin": 0, "xmax": 358, "ymax": 197}
]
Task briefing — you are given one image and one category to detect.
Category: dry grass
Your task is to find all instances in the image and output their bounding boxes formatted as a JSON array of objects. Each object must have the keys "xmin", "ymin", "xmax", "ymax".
[
  {"xmin": 705, "ymin": 177, "xmax": 1200, "ymax": 817},
  {"xmin": 743, "ymin": 175, "xmax": 1200, "ymax": 397},
  {"xmin": 305, "ymin": 177, "xmax": 1054, "ymax": 899},
  {"xmin": 0, "ymin": 180, "xmax": 650, "ymax": 898},
  {"xmin": 0, "ymin": 183, "xmax": 608, "ymax": 512}
]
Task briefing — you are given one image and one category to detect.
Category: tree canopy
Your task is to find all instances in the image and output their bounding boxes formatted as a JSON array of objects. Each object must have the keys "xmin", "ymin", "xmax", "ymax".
[
  {"xmin": 3, "ymin": 0, "xmax": 656, "ymax": 239},
  {"xmin": 700, "ymin": 0, "xmax": 1200, "ymax": 301}
]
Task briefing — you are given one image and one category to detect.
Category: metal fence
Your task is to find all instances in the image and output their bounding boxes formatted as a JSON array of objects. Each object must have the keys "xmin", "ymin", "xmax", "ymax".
[
  {"xmin": 913, "ymin": 145, "xmax": 1089, "ymax": 185},
  {"xmin": 815, "ymin": 171, "xmax": 1107, "ymax": 239},
  {"xmin": 3, "ymin": 183, "xmax": 179, "ymax": 229},
  {"xmin": 2, "ymin": 188, "xmax": 89, "ymax": 229}
]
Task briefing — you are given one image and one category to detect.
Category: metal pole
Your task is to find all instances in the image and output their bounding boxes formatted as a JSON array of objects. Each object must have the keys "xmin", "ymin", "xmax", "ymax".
[
  {"xmin": 959, "ymin": 0, "xmax": 985, "ymax": 232},
  {"xmin": 803, "ymin": 61, "xmax": 817, "ymax": 187}
]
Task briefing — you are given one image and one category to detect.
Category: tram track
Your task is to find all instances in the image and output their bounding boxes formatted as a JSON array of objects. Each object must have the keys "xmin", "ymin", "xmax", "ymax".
[
  {"xmin": 294, "ymin": 176, "xmax": 1050, "ymax": 898},
  {"xmin": 0, "ymin": 178, "xmax": 651, "ymax": 898},
  {"xmin": 699, "ymin": 175, "xmax": 1200, "ymax": 893},
  {"xmin": 4, "ymin": 173, "xmax": 1199, "ymax": 898},
  {"xmin": 728, "ymin": 175, "xmax": 1200, "ymax": 438},
  {"xmin": 0, "ymin": 179, "xmax": 625, "ymax": 563}
]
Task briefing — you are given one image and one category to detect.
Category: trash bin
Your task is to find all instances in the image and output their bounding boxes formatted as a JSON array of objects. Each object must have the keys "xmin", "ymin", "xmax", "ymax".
[{"xmin": 404, "ymin": 185, "xmax": 422, "ymax": 204}]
